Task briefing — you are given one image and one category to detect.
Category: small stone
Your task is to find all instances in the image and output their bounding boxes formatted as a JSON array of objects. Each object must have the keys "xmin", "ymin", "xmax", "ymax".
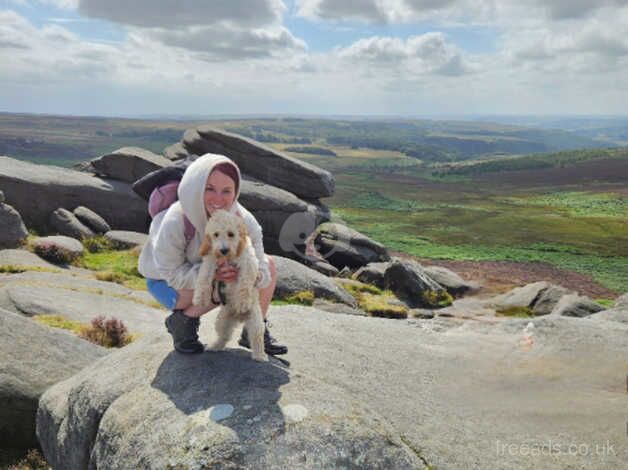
[
  {"xmin": 208, "ymin": 404, "xmax": 234, "ymax": 422},
  {"xmin": 281, "ymin": 404, "xmax": 309, "ymax": 424},
  {"xmin": 243, "ymin": 405, "xmax": 253, "ymax": 410}
]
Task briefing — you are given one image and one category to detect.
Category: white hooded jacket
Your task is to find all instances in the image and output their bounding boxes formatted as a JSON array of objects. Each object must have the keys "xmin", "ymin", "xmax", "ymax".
[{"xmin": 138, "ymin": 153, "xmax": 271, "ymax": 290}]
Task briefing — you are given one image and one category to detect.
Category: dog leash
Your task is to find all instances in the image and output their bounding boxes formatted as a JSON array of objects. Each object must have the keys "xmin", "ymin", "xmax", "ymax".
[{"xmin": 211, "ymin": 280, "xmax": 227, "ymax": 305}]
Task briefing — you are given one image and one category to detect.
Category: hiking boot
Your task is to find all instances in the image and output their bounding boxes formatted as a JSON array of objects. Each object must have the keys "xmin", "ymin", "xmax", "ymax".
[
  {"xmin": 164, "ymin": 310, "xmax": 204, "ymax": 354},
  {"xmin": 238, "ymin": 321, "xmax": 288, "ymax": 355}
]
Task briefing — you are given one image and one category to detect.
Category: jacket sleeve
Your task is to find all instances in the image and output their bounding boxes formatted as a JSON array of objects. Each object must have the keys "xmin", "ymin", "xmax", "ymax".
[
  {"xmin": 152, "ymin": 209, "xmax": 199, "ymax": 290},
  {"xmin": 239, "ymin": 206, "xmax": 271, "ymax": 289}
]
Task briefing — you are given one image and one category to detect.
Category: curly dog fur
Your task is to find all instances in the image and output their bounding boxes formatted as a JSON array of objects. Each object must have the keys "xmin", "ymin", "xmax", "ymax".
[{"xmin": 193, "ymin": 210, "xmax": 267, "ymax": 362}]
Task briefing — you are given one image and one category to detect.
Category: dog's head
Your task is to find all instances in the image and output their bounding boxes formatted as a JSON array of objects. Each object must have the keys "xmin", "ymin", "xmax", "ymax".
[{"xmin": 198, "ymin": 209, "xmax": 248, "ymax": 261}]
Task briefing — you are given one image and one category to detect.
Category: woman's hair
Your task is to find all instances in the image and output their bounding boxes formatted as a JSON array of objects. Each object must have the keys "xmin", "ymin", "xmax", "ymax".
[{"xmin": 210, "ymin": 162, "xmax": 240, "ymax": 196}]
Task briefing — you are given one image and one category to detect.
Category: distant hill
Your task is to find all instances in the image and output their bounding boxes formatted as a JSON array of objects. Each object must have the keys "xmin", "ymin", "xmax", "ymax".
[{"xmin": 0, "ymin": 112, "xmax": 621, "ymax": 166}]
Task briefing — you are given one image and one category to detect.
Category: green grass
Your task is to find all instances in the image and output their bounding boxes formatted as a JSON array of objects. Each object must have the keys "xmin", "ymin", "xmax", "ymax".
[
  {"xmin": 502, "ymin": 191, "xmax": 628, "ymax": 218},
  {"xmin": 33, "ymin": 314, "xmax": 85, "ymax": 333},
  {"xmin": 76, "ymin": 249, "xmax": 146, "ymax": 290},
  {"xmin": 496, "ymin": 306, "xmax": 535, "ymax": 317},
  {"xmin": 333, "ymin": 208, "xmax": 628, "ymax": 293}
]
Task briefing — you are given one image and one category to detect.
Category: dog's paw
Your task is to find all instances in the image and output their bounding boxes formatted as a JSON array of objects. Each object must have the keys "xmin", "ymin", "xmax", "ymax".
[{"xmin": 252, "ymin": 352, "xmax": 269, "ymax": 362}]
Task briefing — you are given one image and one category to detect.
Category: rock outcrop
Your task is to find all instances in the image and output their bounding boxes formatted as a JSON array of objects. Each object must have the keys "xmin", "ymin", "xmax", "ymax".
[
  {"xmin": 274, "ymin": 256, "xmax": 356, "ymax": 307},
  {"xmin": 49, "ymin": 207, "xmax": 94, "ymax": 239},
  {"xmin": 0, "ymin": 157, "xmax": 147, "ymax": 233},
  {"xmin": 314, "ymin": 223, "xmax": 390, "ymax": 270},
  {"xmin": 0, "ymin": 307, "xmax": 106, "ymax": 448},
  {"xmin": 89, "ymin": 147, "xmax": 170, "ymax": 182},
  {"xmin": 182, "ymin": 127, "xmax": 335, "ymax": 198},
  {"xmin": 37, "ymin": 339, "xmax": 423, "ymax": 469}
]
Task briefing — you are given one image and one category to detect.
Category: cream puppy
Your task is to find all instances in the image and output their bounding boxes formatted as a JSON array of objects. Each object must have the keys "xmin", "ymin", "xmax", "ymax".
[{"xmin": 193, "ymin": 210, "xmax": 267, "ymax": 362}]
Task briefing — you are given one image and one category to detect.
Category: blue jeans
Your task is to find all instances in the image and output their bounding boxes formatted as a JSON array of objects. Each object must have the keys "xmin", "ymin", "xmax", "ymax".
[{"xmin": 146, "ymin": 279, "xmax": 177, "ymax": 310}]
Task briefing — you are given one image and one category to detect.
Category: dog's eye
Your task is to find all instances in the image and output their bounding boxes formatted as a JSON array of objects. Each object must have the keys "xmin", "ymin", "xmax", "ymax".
[
  {"xmin": 227, "ymin": 231, "xmax": 234, "ymax": 238},
  {"xmin": 213, "ymin": 232, "xmax": 219, "ymax": 238}
]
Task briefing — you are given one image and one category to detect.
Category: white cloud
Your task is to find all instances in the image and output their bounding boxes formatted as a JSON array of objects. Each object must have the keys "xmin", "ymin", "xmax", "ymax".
[
  {"xmin": 146, "ymin": 25, "xmax": 306, "ymax": 60},
  {"xmin": 337, "ymin": 33, "xmax": 471, "ymax": 76},
  {"xmin": 76, "ymin": 0, "xmax": 285, "ymax": 28}
]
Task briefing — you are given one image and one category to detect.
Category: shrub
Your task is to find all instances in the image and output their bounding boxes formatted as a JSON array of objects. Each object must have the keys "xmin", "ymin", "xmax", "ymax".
[
  {"xmin": 82, "ymin": 235, "xmax": 111, "ymax": 253},
  {"xmin": 6, "ymin": 448, "xmax": 48, "ymax": 470},
  {"xmin": 79, "ymin": 315, "xmax": 134, "ymax": 348}
]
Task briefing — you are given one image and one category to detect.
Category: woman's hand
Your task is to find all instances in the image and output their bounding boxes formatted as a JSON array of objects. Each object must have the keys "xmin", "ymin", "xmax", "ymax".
[{"xmin": 214, "ymin": 261, "xmax": 239, "ymax": 283}]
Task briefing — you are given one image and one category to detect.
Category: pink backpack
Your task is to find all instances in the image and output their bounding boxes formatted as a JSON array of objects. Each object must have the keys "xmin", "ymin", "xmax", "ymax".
[{"xmin": 147, "ymin": 181, "xmax": 196, "ymax": 243}]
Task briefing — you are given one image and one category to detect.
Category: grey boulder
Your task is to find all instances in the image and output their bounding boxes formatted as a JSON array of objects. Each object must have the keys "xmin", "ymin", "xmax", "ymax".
[
  {"xmin": 104, "ymin": 230, "xmax": 148, "ymax": 250},
  {"xmin": 37, "ymin": 339, "xmax": 424, "ymax": 470},
  {"xmin": 550, "ymin": 294, "xmax": 604, "ymax": 317},
  {"xmin": 274, "ymin": 255, "xmax": 356, "ymax": 307},
  {"xmin": 614, "ymin": 293, "xmax": 628, "ymax": 308},
  {"xmin": 0, "ymin": 307, "xmax": 106, "ymax": 448},
  {"xmin": 89, "ymin": 147, "xmax": 171, "ymax": 183},
  {"xmin": 383, "ymin": 258, "xmax": 449, "ymax": 308},
  {"xmin": 29, "ymin": 236, "xmax": 84, "ymax": 263},
  {"xmin": 0, "ymin": 157, "xmax": 146, "ymax": 233},
  {"xmin": 49, "ymin": 207, "xmax": 94, "ymax": 239},
  {"xmin": 0, "ymin": 200, "xmax": 28, "ymax": 248},
  {"xmin": 423, "ymin": 265, "xmax": 479, "ymax": 298},
  {"xmin": 73, "ymin": 206, "xmax": 111, "ymax": 234},
  {"xmin": 314, "ymin": 223, "xmax": 390, "ymax": 270},
  {"xmin": 183, "ymin": 127, "xmax": 335, "ymax": 198},
  {"xmin": 353, "ymin": 262, "xmax": 390, "ymax": 289}
]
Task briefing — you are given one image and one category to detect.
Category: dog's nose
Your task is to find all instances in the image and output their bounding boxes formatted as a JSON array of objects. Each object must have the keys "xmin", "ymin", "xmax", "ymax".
[{"xmin": 220, "ymin": 247, "xmax": 229, "ymax": 256}]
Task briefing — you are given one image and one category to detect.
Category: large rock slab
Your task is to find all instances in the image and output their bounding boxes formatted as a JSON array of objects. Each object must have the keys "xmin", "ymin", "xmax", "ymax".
[
  {"xmin": 0, "ymin": 200, "xmax": 28, "ymax": 248},
  {"xmin": 183, "ymin": 127, "xmax": 335, "ymax": 198},
  {"xmin": 0, "ymin": 249, "xmax": 60, "ymax": 271},
  {"xmin": 89, "ymin": 147, "xmax": 171, "ymax": 183},
  {"xmin": 0, "ymin": 307, "xmax": 106, "ymax": 448},
  {"xmin": 274, "ymin": 255, "xmax": 356, "ymax": 307},
  {"xmin": 314, "ymin": 223, "xmax": 389, "ymax": 270},
  {"xmin": 263, "ymin": 306, "xmax": 628, "ymax": 469},
  {"xmin": 0, "ymin": 156, "xmax": 147, "ymax": 233},
  {"xmin": 0, "ymin": 282, "xmax": 166, "ymax": 337},
  {"xmin": 37, "ymin": 338, "xmax": 424, "ymax": 469}
]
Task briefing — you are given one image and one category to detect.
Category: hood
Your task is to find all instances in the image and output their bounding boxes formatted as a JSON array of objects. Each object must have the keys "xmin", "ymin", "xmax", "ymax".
[{"xmin": 177, "ymin": 153, "xmax": 242, "ymax": 233}]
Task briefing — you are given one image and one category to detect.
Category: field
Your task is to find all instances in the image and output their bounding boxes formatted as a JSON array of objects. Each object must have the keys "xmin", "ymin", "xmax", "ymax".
[{"xmin": 1, "ymin": 113, "xmax": 626, "ymax": 295}]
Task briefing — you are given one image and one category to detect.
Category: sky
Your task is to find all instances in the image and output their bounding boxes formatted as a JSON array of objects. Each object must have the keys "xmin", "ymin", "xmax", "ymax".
[{"xmin": 1, "ymin": 0, "xmax": 628, "ymax": 117}]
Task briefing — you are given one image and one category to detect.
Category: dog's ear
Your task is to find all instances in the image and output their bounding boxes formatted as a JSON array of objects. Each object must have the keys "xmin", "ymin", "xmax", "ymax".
[
  {"xmin": 199, "ymin": 234, "xmax": 211, "ymax": 257},
  {"xmin": 235, "ymin": 220, "xmax": 248, "ymax": 257}
]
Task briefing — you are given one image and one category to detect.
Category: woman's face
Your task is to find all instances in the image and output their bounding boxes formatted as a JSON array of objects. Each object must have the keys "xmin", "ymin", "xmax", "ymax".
[{"xmin": 204, "ymin": 169, "xmax": 236, "ymax": 215}]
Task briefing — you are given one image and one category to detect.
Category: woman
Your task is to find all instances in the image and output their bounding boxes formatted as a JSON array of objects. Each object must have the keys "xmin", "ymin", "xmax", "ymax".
[{"xmin": 138, "ymin": 153, "xmax": 287, "ymax": 355}]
